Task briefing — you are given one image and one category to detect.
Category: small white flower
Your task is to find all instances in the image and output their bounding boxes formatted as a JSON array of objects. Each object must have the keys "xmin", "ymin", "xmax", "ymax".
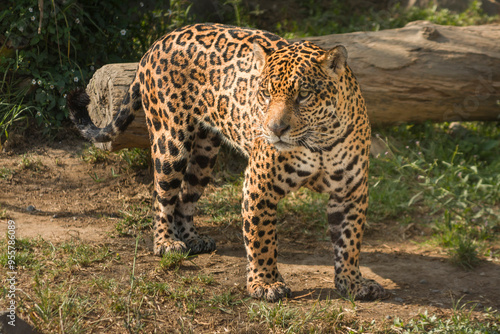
[
  {"xmin": 418, "ymin": 152, "xmax": 422, "ymax": 155},
  {"xmin": 90, "ymin": 65, "xmax": 95, "ymax": 71},
  {"xmin": 120, "ymin": 29, "xmax": 127, "ymax": 36},
  {"xmin": 32, "ymin": 79, "xmax": 36, "ymax": 85},
  {"xmin": 63, "ymin": 94, "xmax": 67, "ymax": 99},
  {"xmin": 29, "ymin": 7, "xmax": 33, "ymax": 12},
  {"xmin": 74, "ymin": 77, "xmax": 79, "ymax": 82},
  {"xmin": 19, "ymin": 26, "xmax": 24, "ymax": 32},
  {"xmin": 405, "ymin": 146, "xmax": 409, "ymax": 149},
  {"xmin": 31, "ymin": 16, "xmax": 36, "ymax": 21},
  {"xmin": 415, "ymin": 141, "xmax": 420, "ymax": 146},
  {"xmin": 140, "ymin": 2, "xmax": 144, "ymax": 7},
  {"xmin": 37, "ymin": 79, "xmax": 42, "ymax": 85},
  {"xmin": 75, "ymin": 18, "xmax": 80, "ymax": 24},
  {"xmin": 36, "ymin": 111, "xmax": 41, "ymax": 117},
  {"xmin": 50, "ymin": 84, "xmax": 54, "ymax": 89},
  {"xmin": 384, "ymin": 151, "xmax": 389, "ymax": 155}
]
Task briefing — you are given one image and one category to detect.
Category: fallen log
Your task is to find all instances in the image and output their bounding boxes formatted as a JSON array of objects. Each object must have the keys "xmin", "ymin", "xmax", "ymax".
[{"xmin": 84, "ymin": 21, "xmax": 500, "ymax": 151}]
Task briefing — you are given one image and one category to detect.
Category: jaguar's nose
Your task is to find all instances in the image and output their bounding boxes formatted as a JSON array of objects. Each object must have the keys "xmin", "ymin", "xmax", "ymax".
[{"xmin": 268, "ymin": 121, "xmax": 290, "ymax": 137}]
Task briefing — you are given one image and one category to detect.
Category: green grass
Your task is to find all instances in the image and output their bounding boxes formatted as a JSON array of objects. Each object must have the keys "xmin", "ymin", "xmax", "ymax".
[
  {"xmin": 118, "ymin": 148, "xmax": 150, "ymax": 170},
  {"xmin": 18, "ymin": 153, "xmax": 44, "ymax": 172},
  {"xmin": 116, "ymin": 204, "xmax": 152, "ymax": 236},
  {"xmin": 248, "ymin": 300, "xmax": 347, "ymax": 333},
  {"xmin": 158, "ymin": 251, "xmax": 192, "ymax": 270},
  {"xmin": 197, "ymin": 179, "xmax": 243, "ymax": 226},
  {"xmin": 370, "ymin": 122, "xmax": 500, "ymax": 267},
  {"xmin": 2, "ymin": 233, "xmax": 498, "ymax": 333},
  {"xmin": 393, "ymin": 303, "xmax": 500, "ymax": 333}
]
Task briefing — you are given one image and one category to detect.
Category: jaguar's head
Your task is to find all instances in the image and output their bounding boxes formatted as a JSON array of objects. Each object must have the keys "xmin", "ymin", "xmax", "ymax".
[{"xmin": 254, "ymin": 41, "xmax": 355, "ymax": 151}]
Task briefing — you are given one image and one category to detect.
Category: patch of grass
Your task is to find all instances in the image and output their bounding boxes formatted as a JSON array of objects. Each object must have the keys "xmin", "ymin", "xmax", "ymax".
[
  {"xmin": 0, "ymin": 236, "xmax": 46, "ymax": 269},
  {"xmin": 61, "ymin": 242, "xmax": 112, "ymax": 267},
  {"xmin": 207, "ymin": 291, "xmax": 242, "ymax": 309},
  {"xmin": 19, "ymin": 154, "xmax": 44, "ymax": 172},
  {"xmin": 116, "ymin": 204, "xmax": 152, "ymax": 236},
  {"xmin": 0, "ymin": 166, "xmax": 13, "ymax": 179},
  {"xmin": 198, "ymin": 179, "xmax": 243, "ymax": 226},
  {"xmin": 370, "ymin": 122, "xmax": 500, "ymax": 265},
  {"xmin": 158, "ymin": 251, "xmax": 192, "ymax": 271},
  {"xmin": 393, "ymin": 303, "xmax": 500, "ymax": 333},
  {"xmin": 118, "ymin": 148, "xmax": 150, "ymax": 170},
  {"xmin": 28, "ymin": 276, "xmax": 98, "ymax": 334},
  {"xmin": 248, "ymin": 300, "xmax": 347, "ymax": 333},
  {"xmin": 180, "ymin": 273, "xmax": 215, "ymax": 286},
  {"xmin": 80, "ymin": 145, "xmax": 110, "ymax": 164},
  {"xmin": 0, "ymin": 82, "xmax": 33, "ymax": 145},
  {"xmin": 0, "ymin": 206, "xmax": 7, "ymax": 219},
  {"xmin": 278, "ymin": 188, "xmax": 328, "ymax": 229}
]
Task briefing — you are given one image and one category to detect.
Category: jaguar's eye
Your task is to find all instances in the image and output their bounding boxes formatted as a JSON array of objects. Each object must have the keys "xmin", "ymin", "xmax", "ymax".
[{"xmin": 297, "ymin": 90, "xmax": 311, "ymax": 103}]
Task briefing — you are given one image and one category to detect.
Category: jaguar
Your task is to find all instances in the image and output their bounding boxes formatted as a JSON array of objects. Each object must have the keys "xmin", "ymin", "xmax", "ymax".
[{"xmin": 68, "ymin": 23, "xmax": 387, "ymax": 302}]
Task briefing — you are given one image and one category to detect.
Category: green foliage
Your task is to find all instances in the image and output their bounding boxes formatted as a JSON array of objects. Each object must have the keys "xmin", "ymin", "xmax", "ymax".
[
  {"xmin": 393, "ymin": 304, "xmax": 500, "ymax": 333},
  {"xmin": 1, "ymin": 0, "xmax": 496, "ymax": 142},
  {"xmin": 158, "ymin": 251, "xmax": 192, "ymax": 270},
  {"xmin": 0, "ymin": 0, "xmax": 194, "ymax": 140},
  {"xmin": 370, "ymin": 122, "xmax": 500, "ymax": 266},
  {"xmin": 277, "ymin": 0, "xmax": 497, "ymax": 38},
  {"xmin": 118, "ymin": 148, "xmax": 150, "ymax": 170}
]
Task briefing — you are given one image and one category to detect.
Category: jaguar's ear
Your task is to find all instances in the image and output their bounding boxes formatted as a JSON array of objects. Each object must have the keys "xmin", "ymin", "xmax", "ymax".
[
  {"xmin": 320, "ymin": 45, "xmax": 348, "ymax": 76},
  {"xmin": 253, "ymin": 41, "xmax": 272, "ymax": 71}
]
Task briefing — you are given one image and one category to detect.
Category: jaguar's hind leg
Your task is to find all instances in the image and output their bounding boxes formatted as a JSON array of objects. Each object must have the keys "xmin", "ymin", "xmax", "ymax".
[
  {"xmin": 173, "ymin": 127, "xmax": 221, "ymax": 254},
  {"xmin": 151, "ymin": 129, "xmax": 193, "ymax": 255}
]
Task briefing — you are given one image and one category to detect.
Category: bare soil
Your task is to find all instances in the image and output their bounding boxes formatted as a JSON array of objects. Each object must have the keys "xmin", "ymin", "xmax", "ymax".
[{"xmin": 1, "ymin": 133, "xmax": 499, "ymax": 333}]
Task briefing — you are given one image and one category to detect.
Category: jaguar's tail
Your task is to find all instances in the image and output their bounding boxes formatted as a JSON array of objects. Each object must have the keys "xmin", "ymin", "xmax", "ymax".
[{"xmin": 67, "ymin": 77, "xmax": 141, "ymax": 143}]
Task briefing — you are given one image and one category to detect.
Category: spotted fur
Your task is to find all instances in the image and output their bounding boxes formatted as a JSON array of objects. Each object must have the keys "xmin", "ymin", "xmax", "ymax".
[{"xmin": 68, "ymin": 23, "xmax": 386, "ymax": 302}]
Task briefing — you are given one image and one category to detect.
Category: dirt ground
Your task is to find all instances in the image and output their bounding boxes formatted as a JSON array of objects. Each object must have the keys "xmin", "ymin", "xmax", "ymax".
[{"xmin": 1, "ymin": 133, "xmax": 499, "ymax": 332}]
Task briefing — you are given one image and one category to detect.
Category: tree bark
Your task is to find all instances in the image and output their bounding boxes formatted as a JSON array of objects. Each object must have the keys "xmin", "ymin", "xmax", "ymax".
[{"xmin": 85, "ymin": 21, "xmax": 500, "ymax": 151}]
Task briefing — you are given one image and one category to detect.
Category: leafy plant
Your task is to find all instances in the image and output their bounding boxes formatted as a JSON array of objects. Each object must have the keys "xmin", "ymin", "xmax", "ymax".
[
  {"xmin": 0, "ymin": 0, "xmax": 194, "ymax": 139},
  {"xmin": 158, "ymin": 250, "xmax": 192, "ymax": 270}
]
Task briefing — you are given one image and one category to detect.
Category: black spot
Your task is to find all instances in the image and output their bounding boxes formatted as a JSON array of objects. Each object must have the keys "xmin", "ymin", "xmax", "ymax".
[
  {"xmin": 328, "ymin": 212, "xmax": 344, "ymax": 226},
  {"xmin": 168, "ymin": 140, "xmax": 179, "ymax": 156},
  {"xmin": 157, "ymin": 136, "xmax": 166, "ymax": 154},
  {"xmin": 173, "ymin": 158, "xmax": 187, "ymax": 172},
  {"xmin": 273, "ymin": 185, "xmax": 285, "ymax": 196},
  {"xmin": 195, "ymin": 155, "xmax": 210, "ymax": 169}
]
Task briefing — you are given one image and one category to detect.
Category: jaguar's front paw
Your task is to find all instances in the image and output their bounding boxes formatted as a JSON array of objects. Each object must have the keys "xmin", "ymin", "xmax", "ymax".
[
  {"xmin": 248, "ymin": 281, "xmax": 291, "ymax": 302},
  {"xmin": 185, "ymin": 235, "xmax": 216, "ymax": 254},
  {"xmin": 154, "ymin": 240, "xmax": 188, "ymax": 256},
  {"xmin": 336, "ymin": 275, "xmax": 388, "ymax": 301}
]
